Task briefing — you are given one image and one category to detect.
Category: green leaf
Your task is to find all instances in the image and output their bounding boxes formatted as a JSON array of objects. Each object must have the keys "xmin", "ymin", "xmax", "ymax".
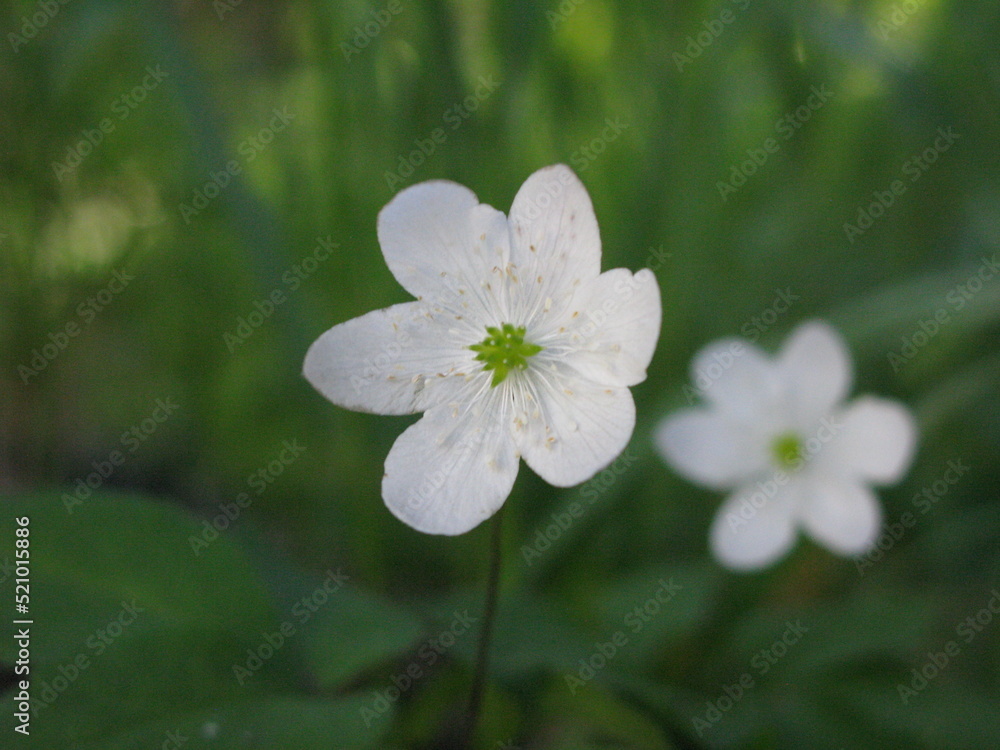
[
  {"xmin": 0, "ymin": 490, "xmax": 277, "ymax": 667},
  {"xmin": 540, "ymin": 678, "xmax": 677, "ymax": 750},
  {"xmin": 67, "ymin": 695, "xmax": 393, "ymax": 750},
  {"xmin": 594, "ymin": 562, "xmax": 724, "ymax": 672},
  {"xmin": 299, "ymin": 584, "xmax": 424, "ymax": 691}
]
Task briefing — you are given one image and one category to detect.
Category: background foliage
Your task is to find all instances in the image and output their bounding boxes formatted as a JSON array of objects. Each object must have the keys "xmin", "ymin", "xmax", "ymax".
[{"xmin": 1, "ymin": 0, "xmax": 998, "ymax": 747}]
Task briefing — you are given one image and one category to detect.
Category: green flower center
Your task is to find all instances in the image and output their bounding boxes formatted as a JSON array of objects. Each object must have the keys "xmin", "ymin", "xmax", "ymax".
[
  {"xmin": 771, "ymin": 432, "xmax": 803, "ymax": 469},
  {"xmin": 469, "ymin": 323, "xmax": 543, "ymax": 387}
]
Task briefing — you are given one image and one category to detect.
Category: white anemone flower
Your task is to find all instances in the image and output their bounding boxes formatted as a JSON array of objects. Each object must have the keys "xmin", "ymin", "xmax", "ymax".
[
  {"xmin": 655, "ymin": 321, "xmax": 916, "ymax": 571},
  {"xmin": 304, "ymin": 165, "xmax": 661, "ymax": 535}
]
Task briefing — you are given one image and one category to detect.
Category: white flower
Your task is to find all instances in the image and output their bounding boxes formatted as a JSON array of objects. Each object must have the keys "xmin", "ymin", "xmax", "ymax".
[
  {"xmin": 655, "ymin": 321, "xmax": 917, "ymax": 571},
  {"xmin": 304, "ymin": 165, "xmax": 661, "ymax": 535}
]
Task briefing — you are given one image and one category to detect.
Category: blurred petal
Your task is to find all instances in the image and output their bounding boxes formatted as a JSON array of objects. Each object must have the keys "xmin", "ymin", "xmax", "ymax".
[
  {"xmin": 303, "ymin": 302, "xmax": 474, "ymax": 416},
  {"xmin": 710, "ymin": 479, "xmax": 799, "ymax": 571},
  {"xmin": 382, "ymin": 392, "xmax": 518, "ymax": 535},
  {"xmin": 516, "ymin": 374, "xmax": 635, "ymax": 487},
  {"xmin": 377, "ymin": 180, "xmax": 510, "ymax": 318},
  {"xmin": 827, "ymin": 396, "xmax": 917, "ymax": 484},
  {"xmin": 655, "ymin": 409, "xmax": 769, "ymax": 490},
  {"xmin": 799, "ymin": 478, "xmax": 882, "ymax": 556},
  {"xmin": 690, "ymin": 338, "xmax": 780, "ymax": 422},
  {"xmin": 507, "ymin": 165, "xmax": 602, "ymax": 320},
  {"xmin": 543, "ymin": 268, "xmax": 661, "ymax": 387},
  {"xmin": 778, "ymin": 320, "xmax": 853, "ymax": 425}
]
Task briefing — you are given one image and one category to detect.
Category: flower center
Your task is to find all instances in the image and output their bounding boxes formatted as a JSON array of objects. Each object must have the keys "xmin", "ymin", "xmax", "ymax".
[
  {"xmin": 771, "ymin": 432, "xmax": 803, "ymax": 470},
  {"xmin": 469, "ymin": 323, "xmax": 543, "ymax": 387}
]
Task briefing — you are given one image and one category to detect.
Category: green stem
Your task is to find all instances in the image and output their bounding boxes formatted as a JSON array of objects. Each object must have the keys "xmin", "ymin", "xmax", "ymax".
[{"xmin": 464, "ymin": 505, "xmax": 505, "ymax": 747}]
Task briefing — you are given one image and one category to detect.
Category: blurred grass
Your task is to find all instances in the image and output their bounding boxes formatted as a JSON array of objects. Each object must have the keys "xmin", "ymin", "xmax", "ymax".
[{"xmin": 1, "ymin": 0, "xmax": 998, "ymax": 747}]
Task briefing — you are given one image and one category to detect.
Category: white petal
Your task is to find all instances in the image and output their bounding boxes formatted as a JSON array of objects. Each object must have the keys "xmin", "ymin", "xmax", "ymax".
[
  {"xmin": 515, "ymin": 373, "xmax": 635, "ymax": 487},
  {"xmin": 710, "ymin": 478, "xmax": 799, "ymax": 571},
  {"xmin": 506, "ymin": 165, "xmax": 601, "ymax": 321},
  {"xmin": 303, "ymin": 302, "xmax": 474, "ymax": 416},
  {"xmin": 377, "ymin": 180, "xmax": 510, "ymax": 316},
  {"xmin": 825, "ymin": 397, "xmax": 917, "ymax": 484},
  {"xmin": 538, "ymin": 268, "xmax": 661, "ymax": 387},
  {"xmin": 689, "ymin": 337, "xmax": 782, "ymax": 423},
  {"xmin": 654, "ymin": 409, "xmax": 769, "ymax": 491},
  {"xmin": 382, "ymin": 392, "xmax": 519, "ymax": 535},
  {"xmin": 799, "ymin": 478, "xmax": 882, "ymax": 556},
  {"xmin": 777, "ymin": 320, "xmax": 853, "ymax": 426}
]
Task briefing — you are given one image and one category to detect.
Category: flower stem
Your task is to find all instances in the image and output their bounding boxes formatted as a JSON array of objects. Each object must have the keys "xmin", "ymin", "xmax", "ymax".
[{"xmin": 463, "ymin": 505, "xmax": 504, "ymax": 747}]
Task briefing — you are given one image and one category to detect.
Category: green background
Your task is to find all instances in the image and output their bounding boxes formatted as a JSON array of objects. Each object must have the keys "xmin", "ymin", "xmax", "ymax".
[{"xmin": 1, "ymin": 0, "xmax": 998, "ymax": 747}]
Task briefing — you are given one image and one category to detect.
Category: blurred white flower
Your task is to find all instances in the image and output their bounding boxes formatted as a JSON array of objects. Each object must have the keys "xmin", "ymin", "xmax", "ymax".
[
  {"xmin": 305, "ymin": 165, "xmax": 661, "ymax": 534},
  {"xmin": 655, "ymin": 321, "xmax": 916, "ymax": 570}
]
